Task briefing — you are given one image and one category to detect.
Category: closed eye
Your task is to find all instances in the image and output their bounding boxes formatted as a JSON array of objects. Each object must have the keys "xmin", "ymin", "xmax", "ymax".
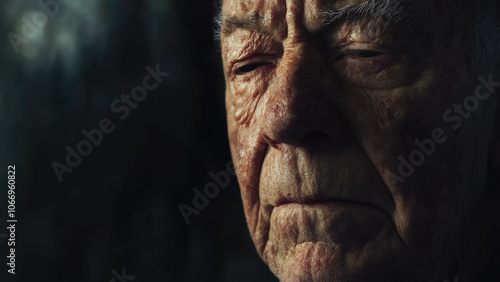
[
  {"xmin": 331, "ymin": 49, "xmax": 387, "ymax": 63},
  {"xmin": 237, "ymin": 62, "xmax": 271, "ymax": 74}
]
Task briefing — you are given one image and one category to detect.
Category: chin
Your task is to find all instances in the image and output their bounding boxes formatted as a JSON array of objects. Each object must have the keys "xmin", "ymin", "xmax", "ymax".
[
  {"xmin": 269, "ymin": 242, "xmax": 343, "ymax": 282},
  {"xmin": 264, "ymin": 234, "xmax": 420, "ymax": 282}
]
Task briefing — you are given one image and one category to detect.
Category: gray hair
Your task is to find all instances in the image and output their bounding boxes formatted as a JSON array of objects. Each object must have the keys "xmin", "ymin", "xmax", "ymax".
[{"xmin": 213, "ymin": 0, "xmax": 224, "ymax": 43}]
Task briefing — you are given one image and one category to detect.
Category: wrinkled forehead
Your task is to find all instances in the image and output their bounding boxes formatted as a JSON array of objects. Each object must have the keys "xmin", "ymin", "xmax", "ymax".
[
  {"xmin": 222, "ymin": 0, "xmax": 369, "ymax": 16},
  {"xmin": 222, "ymin": 0, "xmax": 368, "ymax": 32},
  {"xmin": 220, "ymin": 0, "xmax": 449, "ymax": 38}
]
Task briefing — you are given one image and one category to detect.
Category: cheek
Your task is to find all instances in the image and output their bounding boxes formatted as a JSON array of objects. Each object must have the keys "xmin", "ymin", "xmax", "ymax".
[
  {"xmin": 226, "ymin": 68, "xmax": 275, "ymax": 170},
  {"xmin": 226, "ymin": 89, "xmax": 263, "ymax": 186},
  {"xmin": 347, "ymin": 68, "xmax": 449, "ymax": 142},
  {"xmin": 231, "ymin": 71, "xmax": 272, "ymax": 123},
  {"xmin": 341, "ymin": 70, "xmax": 466, "ymax": 247}
]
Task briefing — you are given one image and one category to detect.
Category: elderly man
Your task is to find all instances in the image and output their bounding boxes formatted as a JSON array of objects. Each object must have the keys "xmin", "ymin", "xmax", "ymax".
[{"xmin": 218, "ymin": 0, "xmax": 500, "ymax": 280}]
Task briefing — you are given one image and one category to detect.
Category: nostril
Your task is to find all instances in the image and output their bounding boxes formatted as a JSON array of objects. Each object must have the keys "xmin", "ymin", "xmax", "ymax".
[
  {"xmin": 262, "ymin": 133, "xmax": 282, "ymax": 149},
  {"xmin": 301, "ymin": 131, "xmax": 330, "ymax": 144}
]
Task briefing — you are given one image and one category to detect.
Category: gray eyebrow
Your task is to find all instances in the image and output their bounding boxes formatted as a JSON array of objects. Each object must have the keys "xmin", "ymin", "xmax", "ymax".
[
  {"xmin": 221, "ymin": 14, "xmax": 271, "ymax": 37},
  {"xmin": 321, "ymin": 0, "xmax": 410, "ymax": 27}
]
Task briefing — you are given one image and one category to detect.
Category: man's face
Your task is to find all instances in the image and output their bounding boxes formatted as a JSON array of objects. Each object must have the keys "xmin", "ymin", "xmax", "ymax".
[{"xmin": 221, "ymin": 0, "xmax": 498, "ymax": 280}]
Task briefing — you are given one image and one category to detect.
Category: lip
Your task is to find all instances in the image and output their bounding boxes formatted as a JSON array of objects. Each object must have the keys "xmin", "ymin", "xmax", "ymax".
[
  {"xmin": 261, "ymin": 179, "xmax": 394, "ymax": 228},
  {"xmin": 274, "ymin": 199, "xmax": 389, "ymax": 215},
  {"xmin": 267, "ymin": 200, "xmax": 390, "ymax": 250},
  {"xmin": 275, "ymin": 197, "xmax": 329, "ymax": 207},
  {"xmin": 258, "ymin": 142, "xmax": 395, "ymax": 223}
]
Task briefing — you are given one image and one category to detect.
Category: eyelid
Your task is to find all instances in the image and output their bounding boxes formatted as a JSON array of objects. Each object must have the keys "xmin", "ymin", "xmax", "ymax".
[
  {"xmin": 237, "ymin": 62, "xmax": 272, "ymax": 74},
  {"xmin": 231, "ymin": 54, "xmax": 276, "ymax": 75},
  {"xmin": 331, "ymin": 43, "xmax": 395, "ymax": 60},
  {"xmin": 338, "ymin": 42, "xmax": 395, "ymax": 51}
]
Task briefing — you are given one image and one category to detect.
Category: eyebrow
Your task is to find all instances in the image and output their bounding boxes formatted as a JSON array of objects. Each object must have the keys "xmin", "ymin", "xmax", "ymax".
[
  {"xmin": 221, "ymin": 14, "xmax": 272, "ymax": 36},
  {"xmin": 322, "ymin": 0, "xmax": 410, "ymax": 26},
  {"xmin": 219, "ymin": 0, "xmax": 416, "ymax": 37}
]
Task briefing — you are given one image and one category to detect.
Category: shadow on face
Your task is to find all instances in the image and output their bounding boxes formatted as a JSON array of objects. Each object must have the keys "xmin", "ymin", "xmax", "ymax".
[{"xmin": 220, "ymin": 0, "xmax": 500, "ymax": 281}]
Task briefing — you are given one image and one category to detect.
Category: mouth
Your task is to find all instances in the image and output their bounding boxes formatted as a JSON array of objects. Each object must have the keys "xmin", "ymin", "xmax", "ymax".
[
  {"xmin": 271, "ymin": 198, "xmax": 392, "ymax": 234},
  {"xmin": 274, "ymin": 198, "xmax": 388, "ymax": 213},
  {"xmin": 248, "ymin": 136, "xmax": 396, "ymax": 259},
  {"xmin": 271, "ymin": 199, "xmax": 392, "ymax": 236},
  {"xmin": 258, "ymin": 141, "xmax": 396, "ymax": 216},
  {"xmin": 266, "ymin": 199, "xmax": 391, "ymax": 256}
]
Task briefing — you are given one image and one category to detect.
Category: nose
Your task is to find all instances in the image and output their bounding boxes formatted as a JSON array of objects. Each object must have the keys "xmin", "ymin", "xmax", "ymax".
[{"xmin": 260, "ymin": 43, "xmax": 347, "ymax": 149}]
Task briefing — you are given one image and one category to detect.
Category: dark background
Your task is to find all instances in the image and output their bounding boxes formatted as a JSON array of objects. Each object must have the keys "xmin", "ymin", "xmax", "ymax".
[{"xmin": 0, "ymin": 0, "xmax": 277, "ymax": 281}]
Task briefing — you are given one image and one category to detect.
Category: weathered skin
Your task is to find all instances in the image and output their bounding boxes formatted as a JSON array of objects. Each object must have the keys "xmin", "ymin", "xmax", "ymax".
[{"xmin": 220, "ymin": 0, "xmax": 500, "ymax": 281}]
